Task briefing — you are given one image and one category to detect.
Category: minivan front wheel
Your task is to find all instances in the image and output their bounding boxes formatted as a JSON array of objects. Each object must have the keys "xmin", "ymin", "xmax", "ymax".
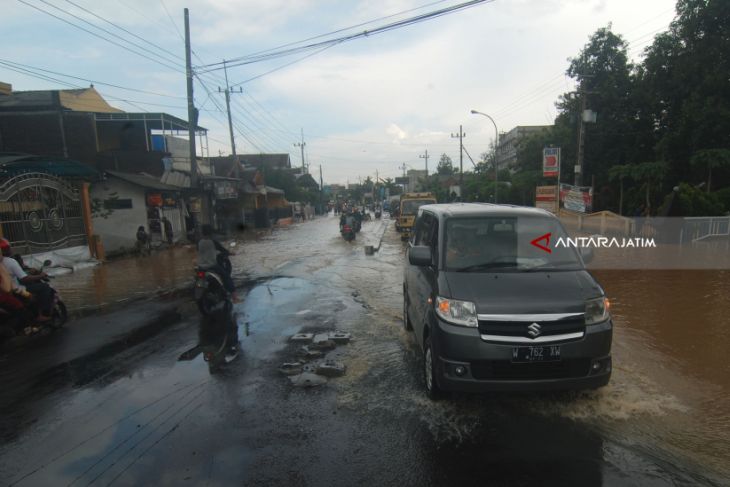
[{"xmin": 423, "ymin": 336, "xmax": 443, "ymax": 400}]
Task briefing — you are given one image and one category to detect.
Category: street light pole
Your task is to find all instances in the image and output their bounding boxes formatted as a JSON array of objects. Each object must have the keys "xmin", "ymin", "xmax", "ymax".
[{"xmin": 470, "ymin": 110, "xmax": 499, "ymax": 204}]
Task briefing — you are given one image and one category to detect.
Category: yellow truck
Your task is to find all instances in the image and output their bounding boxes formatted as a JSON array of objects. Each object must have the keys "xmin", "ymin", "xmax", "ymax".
[{"xmin": 398, "ymin": 192, "xmax": 437, "ymax": 241}]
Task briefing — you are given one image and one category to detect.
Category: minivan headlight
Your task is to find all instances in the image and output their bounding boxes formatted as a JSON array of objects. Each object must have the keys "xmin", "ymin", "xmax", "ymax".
[
  {"xmin": 435, "ymin": 296, "xmax": 478, "ymax": 327},
  {"xmin": 585, "ymin": 297, "xmax": 610, "ymax": 325}
]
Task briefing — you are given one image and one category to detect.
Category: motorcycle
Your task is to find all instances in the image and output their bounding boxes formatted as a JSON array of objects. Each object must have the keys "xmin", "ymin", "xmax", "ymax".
[
  {"xmin": 194, "ymin": 244, "xmax": 235, "ymax": 316},
  {"xmin": 340, "ymin": 224, "xmax": 356, "ymax": 242},
  {"xmin": 0, "ymin": 259, "xmax": 68, "ymax": 340},
  {"xmin": 178, "ymin": 313, "xmax": 240, "ymax": 373}
]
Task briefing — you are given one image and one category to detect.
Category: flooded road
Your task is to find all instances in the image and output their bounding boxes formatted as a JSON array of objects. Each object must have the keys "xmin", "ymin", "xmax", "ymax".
[{"xmin": 1, "ymin": 213, "xmax": 728, "ymax": 486}]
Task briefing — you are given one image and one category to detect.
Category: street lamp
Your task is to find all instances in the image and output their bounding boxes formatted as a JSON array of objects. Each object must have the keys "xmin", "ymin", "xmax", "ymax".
[{"xmin": 470, "ymin": 109, "xmax": 499, "ymax": 204}]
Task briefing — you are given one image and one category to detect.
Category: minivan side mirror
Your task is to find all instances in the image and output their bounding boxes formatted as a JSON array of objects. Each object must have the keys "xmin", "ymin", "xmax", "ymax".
[
  {"xmin": 409, "ymin": 246, "xmax": 432, "ymax": 266},
  {"xmin": 579, "ymin": 246, "xmax": 594, "ymax": 264}
]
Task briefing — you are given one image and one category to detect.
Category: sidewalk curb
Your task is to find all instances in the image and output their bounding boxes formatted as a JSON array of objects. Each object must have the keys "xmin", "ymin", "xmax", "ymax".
[{"xmin": 365, "ymin": 220, "xmax": 390, "ymax": 255}]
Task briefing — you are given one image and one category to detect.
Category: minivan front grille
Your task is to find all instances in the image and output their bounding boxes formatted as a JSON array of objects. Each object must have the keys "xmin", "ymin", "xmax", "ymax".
[
  {"xmin": 477, "ymin": 316, "xmax": 585, "ymax": 338},
  {"xmin": 470, "ymin": 359, "xmax": 591, "ymax": 380}
]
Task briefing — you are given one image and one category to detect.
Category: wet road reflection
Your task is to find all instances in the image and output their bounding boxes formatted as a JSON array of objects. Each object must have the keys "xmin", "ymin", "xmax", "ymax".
[{"xmin": 0, "ymin": 214, "xmax": 728, "ymax": 486}]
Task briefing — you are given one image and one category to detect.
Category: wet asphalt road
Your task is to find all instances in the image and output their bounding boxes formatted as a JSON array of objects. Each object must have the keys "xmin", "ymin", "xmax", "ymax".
[{"xmin": 0, "ymin": 214, "xmax": 726, "ymax": 486}]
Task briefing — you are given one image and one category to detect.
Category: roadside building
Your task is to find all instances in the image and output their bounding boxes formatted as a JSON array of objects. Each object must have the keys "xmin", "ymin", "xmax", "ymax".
[
  {"xmin": 0, "ymin": 82, "xmax": 214, "ymax": 235},
  {"xmin": 495, "ymin": 125, "xmax": 551, "ymax": 170},
  {"xmin": 90, "ymin": 171, "xmax": 186, "ymax": 254}
]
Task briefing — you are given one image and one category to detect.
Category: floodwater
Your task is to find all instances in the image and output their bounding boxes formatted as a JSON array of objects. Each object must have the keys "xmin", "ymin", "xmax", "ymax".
[
  {"xmin": 2, "ymin": 213, "xmax": 729, "ymax": 485},
  {"xmin": 591, "ymin": 269, "xmax": 730, "ymax": 477},
  {"xmin": 51, "ymin": 246, "xmax": 198, "ymax": 313}
]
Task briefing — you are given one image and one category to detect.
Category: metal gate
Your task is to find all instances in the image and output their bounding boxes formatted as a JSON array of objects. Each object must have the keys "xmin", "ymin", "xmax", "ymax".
[{"xmin": 0, "ymin": 172, "xmax": 86, "ymax": 254}]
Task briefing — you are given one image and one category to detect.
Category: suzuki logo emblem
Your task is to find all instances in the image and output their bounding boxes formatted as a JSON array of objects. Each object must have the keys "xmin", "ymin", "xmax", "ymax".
[{"xmin": 527, "ymin": 322, "xmax": 542, "ymax": 338}]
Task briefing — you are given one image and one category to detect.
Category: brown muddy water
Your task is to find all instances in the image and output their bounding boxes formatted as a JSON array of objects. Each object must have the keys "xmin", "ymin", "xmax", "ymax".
[
  {"xmin": 589, "ymin": 269, "xmax": 730, "ymax": 478},
  {"xmin": 51, "ymin": 246, "xmax": 199, "ymax": 313}
]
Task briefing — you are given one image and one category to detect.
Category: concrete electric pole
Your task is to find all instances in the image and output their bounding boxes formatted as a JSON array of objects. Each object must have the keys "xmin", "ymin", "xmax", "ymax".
[
  {"xmin": 419, "ymin": 149, "xmax": 430, "ymax": 176},
  {"xmin": 219, "ymin": 60, "xmax": 242, "ymax": 179},
  {"xmin": 294, "ymin": 129, "xmax": 306, "ymax": 174},
  {"xmin": 184, "ymin": 8, "xmax": 198, "ymax": 189},
  {"xmin": 451, "ymin": 126, "xmax": 466, "ymax": 197}
]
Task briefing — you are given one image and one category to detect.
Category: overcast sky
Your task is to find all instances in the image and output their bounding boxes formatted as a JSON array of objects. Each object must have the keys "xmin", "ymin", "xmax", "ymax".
[{"xmin": 3, "ymin": 0, "xmax": 677, "ymax": 184}]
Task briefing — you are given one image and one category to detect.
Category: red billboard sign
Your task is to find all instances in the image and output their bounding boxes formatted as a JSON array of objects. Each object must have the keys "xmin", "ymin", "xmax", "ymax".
[{"xmin": 543, "ymin": 147, "xmax": 560, "ymax": 178}]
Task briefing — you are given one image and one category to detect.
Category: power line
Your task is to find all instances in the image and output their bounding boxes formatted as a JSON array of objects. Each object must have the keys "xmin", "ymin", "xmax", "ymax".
[
  {"xmin": 0, "ymin": 58, "xmax": 187, "ymax": 100},
  {"xmin": 229, "ymin": 43, "xmax": 340, "ymax": 88},
  {"xmin": 196, "ymin": 0, "xmax": 495, "ymax": 73},
  {"xmin": 221, "ymin": 0, "xmax": 450, "ymax": 69},
  {"xmin": 62, "ymin": 0, "xmax": 184, "ymax": 63},
  {"xmin": 17, "ymin": 0, "xmax": 183, "ymax": 73}
]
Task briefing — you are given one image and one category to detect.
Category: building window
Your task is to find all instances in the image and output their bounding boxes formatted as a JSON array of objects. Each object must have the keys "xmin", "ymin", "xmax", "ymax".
[{"xmin": 104, "ymin": 198, "xmax": 133, "ymax": 210}]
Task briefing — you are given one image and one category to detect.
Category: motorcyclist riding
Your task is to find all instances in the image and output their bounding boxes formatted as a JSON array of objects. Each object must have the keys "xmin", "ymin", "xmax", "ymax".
[
  {"xmin": 197, "ymin": 225, "xmax": 237, "ymax": 301},
  {"xmin": 0, "ymin": 239, "xmax": 54, "ymax": 323}
]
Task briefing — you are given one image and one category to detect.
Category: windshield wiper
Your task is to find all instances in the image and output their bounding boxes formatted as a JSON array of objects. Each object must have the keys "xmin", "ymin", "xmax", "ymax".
[
  {"xmin": 523, "ymin": 261, "xmax": 581, "ymax": 272},
  {"xmin": 454, "ymin": 262, "xmax": 518, "ymax": 272}
]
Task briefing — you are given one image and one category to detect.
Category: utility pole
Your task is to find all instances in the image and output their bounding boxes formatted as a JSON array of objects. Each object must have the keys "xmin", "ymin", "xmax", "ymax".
[
  {"xmin": 399, "ymin": 163, "xmax": 408, "ymax": 178},
  {"xmin": 294, "ymin": 129, "xmax": 306, "ymax": 174},
  {"xmin": 451, "ymin": 125, "xmax": 466, "ymax": 197},
  {"xmin": 184, "ymin": 8, "xmax": 198, "ymax": 189},
  {"xmin": 419, "ymin": 149, "xmax": 430, "ymax": 176},
  {"xmin": 575, "ymin": 92, "xmax": 587, "ymax": 186},
  {"xmin": 219, "ymin": 60, "xmax": 242, "ymax": 179}
]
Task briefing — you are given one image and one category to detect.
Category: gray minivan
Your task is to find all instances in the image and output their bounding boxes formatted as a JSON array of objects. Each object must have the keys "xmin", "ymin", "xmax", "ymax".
[{"xmin": 403, "ymin": 203, "xmax": 612, "ymax": 398}]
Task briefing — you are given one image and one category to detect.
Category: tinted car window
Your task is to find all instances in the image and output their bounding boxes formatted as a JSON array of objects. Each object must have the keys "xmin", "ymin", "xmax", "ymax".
[{"xmin": 444, "ymin": 216, "xmax": 582, "ymax": 272}]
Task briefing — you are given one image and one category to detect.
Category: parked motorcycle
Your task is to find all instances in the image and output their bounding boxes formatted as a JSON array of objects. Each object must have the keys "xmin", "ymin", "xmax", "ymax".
[{"xmin": 340, "ymin": 224, "xmax": 356, "ymax": 242}]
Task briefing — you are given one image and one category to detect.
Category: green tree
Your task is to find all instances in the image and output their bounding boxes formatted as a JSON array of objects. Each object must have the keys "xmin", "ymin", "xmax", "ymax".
[
  {"xmin": 638, "ymin": 0, "xmax": 730, "ymax": 185},
  {"xmin": 690, "ymin": 149, "xmax": 730, "ymax": 192},
  {"xmin": 631, "ymin": 161, "xmax": 668, "ymax": 213},
  {"xmin": 558, "ymin": 26, "xmax": 636, "ymax": 200},
  {"xmin": 436, "ymin": 154, "xmax": 454, "ymax": 175}
]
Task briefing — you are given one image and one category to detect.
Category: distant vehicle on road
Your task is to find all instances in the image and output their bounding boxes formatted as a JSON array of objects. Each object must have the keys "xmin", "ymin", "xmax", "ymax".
[
  {"xmin": 403, "ymin": 203, "xmax": 612, "ymax": 398},
  {"xmin": 398, "ymin": 192, "xmax": 437, "ymax": 241}
]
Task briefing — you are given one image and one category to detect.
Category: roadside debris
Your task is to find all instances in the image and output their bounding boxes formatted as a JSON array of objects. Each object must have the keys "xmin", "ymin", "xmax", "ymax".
[
  {"xmin": 328, "ymin": 331, "xmax": 351, "ymax": 344},
  {"xmin": 299, "ymin": 346, "xmax": 324, "ymax": 359},
  {"xmin": 316, "ymin": 360, "xmax": 346, "ymax": 377},
  {"xmin": 289, "ymin": 372, "xmax": 327, "ymax": 387},
  {"xmin": 285, "ymin": 331, "xmax": 352, "ymax": 385},
  {"xmin": 279, "ymin": 362, "xmax": 304, "ymax": 376},
  {"xmin": 290, "ymin": 333, "xmax": 314, "ymax": 343},
  {"xmin": 310, "ymin": 334, "xmax": 336, "ymax": 350}
]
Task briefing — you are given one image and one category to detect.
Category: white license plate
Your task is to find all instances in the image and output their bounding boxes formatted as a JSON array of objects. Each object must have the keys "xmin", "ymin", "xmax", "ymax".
[{"xmin": 512, "ymin": 345, "xmax": 561, "ymax": 363}]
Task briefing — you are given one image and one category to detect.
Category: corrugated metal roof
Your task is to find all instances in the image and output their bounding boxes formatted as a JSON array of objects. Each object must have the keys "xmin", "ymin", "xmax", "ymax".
[{"xmin": 106, "ymin": 170, "xmax": 181, "ymax": 190}]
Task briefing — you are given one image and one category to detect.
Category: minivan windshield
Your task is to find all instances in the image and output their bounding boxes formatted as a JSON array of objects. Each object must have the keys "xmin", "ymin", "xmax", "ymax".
[
  {"xmin": 401, "ymin": 199, "xmax": 435, "ymax": 215},
  {"xmin": 444, "ymin": 216, "xmax": 583, "ymax": 272}
]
